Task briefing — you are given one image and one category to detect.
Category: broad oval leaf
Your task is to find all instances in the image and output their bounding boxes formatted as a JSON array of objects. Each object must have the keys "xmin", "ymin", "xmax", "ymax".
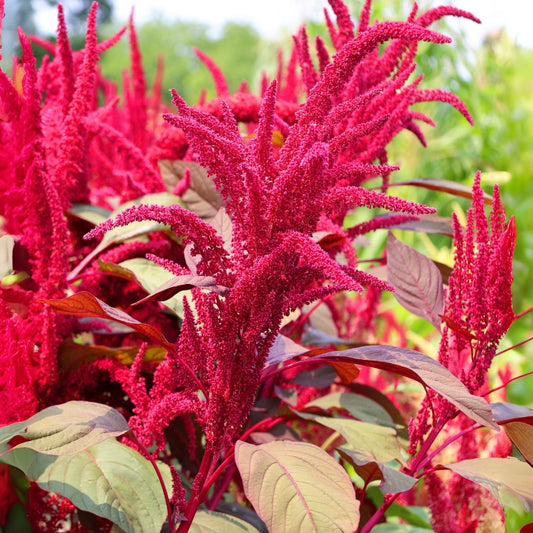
[
  {"xmin": 386, "ymin": 232, "xmax": 444, "ymax": 329},
  {"xmin": 159, "ymin": 160, "xmax": 224, "ymax": 219},
  {"xmin": 235, "ymin": 440, "xmax": 359, "ymax": 533},
  {"xmin": 338, "ymin": 448, "xmax": 416, "ymax": 494},
  {"xmin": 491, "ymin": 402, "xmax": 533, "ymax": 424},
  {"xmin": 442, "ymin": 457, "xmax": 533, "ymax": 513},
  {"xmin": 118, "ymin": 258, "xmax": 185, "ymax": 316},
  {"xmin": 0, "ymin": 401, "xmax": 129, "ymax": 456},
  {"xmin": 305, "ymin": 392, "xmax": 395, "ymax": 428},
  {"xmin": 190, "ymin": 510, "xmax": 261, "ymax": 533},
  {"xmin": 69, "ymin": 203, "xmax": 110, "ymax": 226},
  {"xmin": 39, "ymin": 291, "xmax": 172, "ymax": 349},
  {"xmin": 319, "ymin": 345, "xmax": 498, "ymax": 430},
  {"xmin": 294, "ymin": 411, "xmax": 404, "ymax": 464},
  {"xmin": 491, "ymin": 402, "xmax": 533, "ymax": 465},
  {"xmin": 1, "ymin": 438, "xmax": 172, "ymax": 533}
]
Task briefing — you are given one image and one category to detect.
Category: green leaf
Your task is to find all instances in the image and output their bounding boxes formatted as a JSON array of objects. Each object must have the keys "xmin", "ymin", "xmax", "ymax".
[
  {"xmin": 190, "ymin": 510, "xmax": 261, "ymax": 532},
  {"xmin": 305, "ymin": 392, "xmax": 395, "ymax": 428},
  {"xmin": 319, "ymin": 345, "xmax": 499, "ymax": 430},
  {"xmin": 235, "ymin": 440, "xmax": 359, "ymax": 533},
  {"xmin": 69, "ymin": 204, "xmax": 111, "ymax": 226},
  {"xmin": 0, "ymin": 401, "xmax": 130, "ymax": 456},
  {"xmin": 118, "ymin": 258, "xmax": 185, "ymax": 316},
  {"xmin": 3, "ymin": 502, "xmax": 33, "ymax": 533},
  {"xmin": 442, "ymin": 457, "xmax": 533, "ymax": 513},
  {"xmin": 370, "ymin": 524, "xmax": 434, "ymax": 532},
  {"xmin": 338, "ymin": 448, "xmax": 416, "ymax": 494},
  {"xmin": 294, "ymin": 412, "xmax": 404, "ymax": 464},
  {"xmin": 1, "ymin": 439, "xmax": 171, "ymax": 533}
]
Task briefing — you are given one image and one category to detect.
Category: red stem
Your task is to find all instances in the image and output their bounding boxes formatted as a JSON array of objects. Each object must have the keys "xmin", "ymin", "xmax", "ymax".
[
  {"xmin": 177, "ymin": 447, "xmax": 217, "ymax": 533},
  {"xmin": 483, "ymin": 369, "xmax": 533, "ymax": 397}
]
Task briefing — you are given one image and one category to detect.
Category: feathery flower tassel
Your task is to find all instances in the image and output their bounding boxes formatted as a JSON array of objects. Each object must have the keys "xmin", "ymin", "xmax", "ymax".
[
  {"xmin": 127, "ymin": 10, "xmax": 149, "ymax": 150},
  {"xmin": 439, "ymin": 172, "xmax": 515, "ymax": 393},
  {"xmin": 55, "ymin": 1, "xmax": 99, "ymax": 204}
]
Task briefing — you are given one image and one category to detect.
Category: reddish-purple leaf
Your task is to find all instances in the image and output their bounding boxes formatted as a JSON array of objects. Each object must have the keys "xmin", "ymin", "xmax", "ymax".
[
  {"xmin": 491, "ymin": 402, "xmax": 533, "ymax": 424},
  {"xmin": 265, "ymin": 335, "xmax": 329, "ymax": 367},
  {"xmin": 40, "ymin": 292, "xmax": 172, "ymax": 348},
  {"xmin": 133, "ymin": 273, "xmax": 229, "ymax": 306},
  {"xmin": 319, "ymin": 345, "xmax": 499, "ymax": 430},
  {"xmin": 491, "ymin": 405, "xmax": 533, "ymax": 466},
  {"xmin": 386, "ymin": 232, "xmax": 444, "ymax": 329},
  {"xmin": 386, "ymin": 178, "xmax": 492, "ymax": 205},
  {"xmin": 382, "ymin": 213, "xmax": 454, "ymax": 236},
  {"xmin": 159, "ymin": 160, "xmax": 224, "ymax": 219}
]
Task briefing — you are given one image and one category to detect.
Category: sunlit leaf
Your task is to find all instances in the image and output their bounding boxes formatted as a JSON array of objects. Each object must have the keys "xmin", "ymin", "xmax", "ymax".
[
  {"xmin": 305, "ymin": 392, "xmax": 395, "ymax": 428},
  {"xmin": 319, "ymin": 345, "xmax": 498, "ymax": 430},
  {"xmin": 190, "ymin": 510, "xmax": 261, "ymax": 533},
  {"xmin": 69, "ymin": 203, "xmax": 111, "ymax": 226},
  {"xmin": 442, "ymin": 457, "xmax": 533, "ymax": 513},
  {"xmin": 0, "ymin": 401, "xmax": 129, "ymax": 456},
  {"xmin": 39, "ymin": 292, "xmax": 172, "ymax": 348},
  {"xmin": 235, "ymin": 440, "xmax": 359, "ymax": 533},
  {"xmin": 338, "ymin": 448, "xmax": 416, "ymax": 493},
  {"xmin": 1, "ymin": 439, "xmax": 171, "ymax": 533},
  {"xmin": 118, "ymin": 258, "xmax": 185, "ymax": 316},
  {"xmin": 386, "ymin": 233, "xmax": 444, "ymax": 329},
  {"xmin": 294, "ymin": 411, "xmax": 404, "ymax": 464}
]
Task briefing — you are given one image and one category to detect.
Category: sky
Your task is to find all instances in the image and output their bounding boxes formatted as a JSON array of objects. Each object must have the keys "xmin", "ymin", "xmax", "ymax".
[{"xmin": 33, "ymin": 0, "xmax": 533, "ymax": 50}]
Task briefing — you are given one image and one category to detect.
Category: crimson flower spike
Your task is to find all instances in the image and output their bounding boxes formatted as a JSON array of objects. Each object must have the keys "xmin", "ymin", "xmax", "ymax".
[
  {"xmin": 56, "ymin": 1, "xmax": 99, "ymax": 204},
  {"xmin": 127, "ymin": 10, "xmax": 148, "ymax": 150},
  {"xmin": 439, "ymin": 172, "xmax": 516, "ymax": 393},
  {"xmin": 56, "ymin": 4, "xmax": 75, "ymax": 117}
]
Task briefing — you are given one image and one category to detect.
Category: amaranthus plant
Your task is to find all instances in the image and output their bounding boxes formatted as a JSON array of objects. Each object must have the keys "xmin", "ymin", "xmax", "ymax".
[{"xmin": 1, "ymin": 1, "xmax": 533, "ymax": 532}]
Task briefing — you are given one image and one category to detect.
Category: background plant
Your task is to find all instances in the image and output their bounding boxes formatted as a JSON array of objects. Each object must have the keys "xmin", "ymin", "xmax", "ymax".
[{"xmin": 0, "ymin": 1, "xmax": 532, "ymax": 532}]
